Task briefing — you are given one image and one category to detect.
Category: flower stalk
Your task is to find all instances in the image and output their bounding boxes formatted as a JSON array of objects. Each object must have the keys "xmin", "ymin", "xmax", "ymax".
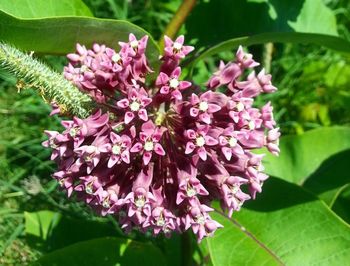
[
  {"xmin": 159, "ymin": 0, "xmax": 197, "ymax": 49},
  {"xmin": 0, "ymin": 42, "xmax": 93, "ymax": 118}
]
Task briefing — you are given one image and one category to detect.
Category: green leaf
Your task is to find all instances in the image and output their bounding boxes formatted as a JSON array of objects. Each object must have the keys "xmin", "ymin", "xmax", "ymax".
[
  {"xmin": 24, "ymin": 210, "xmax": 120, "ymax": 251},
  {"xmin": 263, "ymin": 127, "xmax": 350, "ymax": 184},
  {"xmin": 303, "ymin": 150, "xmax": 350, "ymax": 205},
  {"xmin": 189, "ymin": 33, "xmax": 350, "ymax": 70},
  {"xmin": 332, "ymin": 185, "xmax": 350, "ymax": 224},
  {"xmin": 0, "ymin": 10, "xmax": 160, "ymax": 67},
  {"xmin": 0, "ymin": 0, "xmax": 93, "ymax": 18},
  {"xmin": 186, "ymin": 0, "xmax": 350, "ymax": 68},
  {"xmin": 35, "ymin": 237, "xmax": 167, "ymax": 266},
  {"xmin": 187, "ymin": 0, "xmax": 338, "ymax": 47},
  {"xmin": 24, "ymin": 211, "xmax": 61, "ymax": 242},
  {"xmin": 206, "ymin": 177, "xmax": 350, "ymax": 265}
]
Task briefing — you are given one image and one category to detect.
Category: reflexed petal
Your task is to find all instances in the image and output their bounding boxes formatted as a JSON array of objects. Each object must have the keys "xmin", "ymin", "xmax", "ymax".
[
  {"xmin": 138, "ymin": 109, "xmax": 148, "ymax": 121},
  {"xmin": 186, "ymin": 129, "xmax": 196, "ymax": 139},
  {"xmin": 108, "ymin": 156, "xmax": 119, "ymax": 168},
  {"xmin": 185, "ymin": 142, "xmax": 195, "ymax": 154},
  {"xmin": 124, "ymin": 112, "xmax": 135, "ymax": 124},
  {"xmin": 221, "ymin": 147, "xmax": 232, "ymax": 161},
  {"xmin": 171, "ymin": 89, "xmax": 182, "ymax": 100},
  {"xmin": 121, "ymin": 151, "xmax": 131, "ymax": 163},
  {"xmin": 117, "ymin": 99, "xmax": 129, "ymax": 108},
  {"xmin": 160, "ymin": 86, "xmax": 170, "ymax": 94},
  {"xmin": 205, "ymin": 135, "xmax": 218, "ymax": 146},
  {"xmin": 197, "ymin": 147, "xmax": 207, "ymax": 161},
  {"xmin": 130, "ymin": 142, "xmax": 143, "ymax": 152},
  {"xmin": 179, "ymin": 81, "xmax": 191, "ymax": 90},
  {"xmin": 190, "ymin": 107, "xmax": 199, "ymax": 117},
  {"xmin": 154, "ymin": 143, "xmax": 166, "ymax": 156},
  {"xmin": 143, "ymin": 151, "xmax": 152, "ymax": 165},
  {"xmin": 208, "ymin": 103, "xmax": 221, "ymax": 113}
]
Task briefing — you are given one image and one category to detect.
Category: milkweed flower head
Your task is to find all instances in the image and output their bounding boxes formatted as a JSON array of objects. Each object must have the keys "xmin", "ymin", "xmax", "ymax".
[{"xmin": 44, "ymin": 34, "xmax": 280, "ymax": 241}]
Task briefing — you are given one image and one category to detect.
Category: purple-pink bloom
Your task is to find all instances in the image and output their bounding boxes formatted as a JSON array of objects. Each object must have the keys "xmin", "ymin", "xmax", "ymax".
[
  {"xmin": 163, "ymin": 35, "xmax": 194, "ymax": 60},
  {"xmin": 117, "ymin": 87, "xmax": 152, "ymax": 124},
  {"xmin": 130, "ymin": 120, "xmax": 166, "ymax": 165},
  {"xmin": 185, "ymin": 124, "xmax": 219, "ymax": 161},
  {"xmin": 45, "ymin": 34, "xmax": 280, "ymax": 241},
  {"xmin": 155, "ymin": 67, "xmax": 191, "ymax": 100}
]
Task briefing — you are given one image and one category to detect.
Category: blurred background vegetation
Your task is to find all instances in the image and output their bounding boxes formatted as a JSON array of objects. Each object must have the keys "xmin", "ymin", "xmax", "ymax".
[{"xmin": 0, "ymin": 0, "xmax": 350, "ymax": 264}]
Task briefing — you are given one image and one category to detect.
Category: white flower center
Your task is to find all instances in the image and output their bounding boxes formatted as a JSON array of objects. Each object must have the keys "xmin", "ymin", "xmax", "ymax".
[
  {"xmin": 112, "ymin": 144, "xmax": 122, "ymax": 155},
  {"xmin": 144, "ymin": 141, "xmax": 154, "ymax": 151},
  {"xmin": 102, "ymin": 197, "xmax": 110, "ymax": 208},
  {"xmin": 173, "ymin": 42, "xmax": 182, "ymax": 50},
  {"xmin": 112, "ymin": 53, "xmax": 121, "ymax": 63},
  {"xmin": 248, "ymin": 120, "xmax": 255, "ymax": 130},
  {"xmin": 135, "ymin": 196, "xmax": 145, "ymax": 208},
  {"xmin": 236, "ymin": 102, "xmax": 244, "ymax": 112},
  {"xmin": 257, "ymin": 164, "xmax": 264, "ymax": 172},
  {"xmin": 58, "ymin": 178, "xmax": 65, "ymax": 186},
  {"xmin": 196, "ymin": 215, "xmax": 206, "ymax": 225},
  {"xmin": 130, "ymin": 101, "xmax": 141, "ymax": 112},
  {"xmin": 80, "ymin": 65, "xmax": 88, "ymax": 73},
  {"xmin": 228, "ymin": 137, "xmax": 237, "ymax": 147},
  {"xmin": 85, "ymin": 183, "xmax": 93, "ymax": 194},
  {"xmin": 169, "ymin": 78, "xmax": 179, "ymax": 88},
  {"xmin": 199, "ymin": 101, "xmax": 209, "ymax": 112},
  {"xmin": 196, "ymin": 136, "xmax": 205, "ymax": 147},
  {"xmin": 186, "ymin": 187, "xmax": 197, "ymax": 197},
  {"xmin": 49, "ymin": 139, "xmax": 57, "ymax": 149},
  {"xmin": 231, "ymin": 185, "xmax": 239, "ymax": 194},
  {"xmin": 69, "ymin": 127, "xmax": 79, "ymax": 137},
  {"xmin": 130, "ymin": 40, "xmax": 139, "ymax": 48},
  {"xmin": 156, "ymin": 217, "xmax": 165, "ymax": 227}
]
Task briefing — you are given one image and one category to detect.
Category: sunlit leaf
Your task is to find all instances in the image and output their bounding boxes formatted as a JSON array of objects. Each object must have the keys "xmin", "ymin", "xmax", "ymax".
[
  {"xmin": 187, "ymin": 0, "xmax": 338, "ymax": 47},
  {"xmin": 0, "ymin": 10, "xmax": 160, "ymax": 67},
  {"xmin": 0, "ymin": 0, "xmax": 93, "ymax": 18},
  {"xmin": 263, "ymin": 127, "xmax": 350, "ymax": 184},
  {"xmin": 206, "ymin": 177, "xmax": 350, "ymax": 265}
]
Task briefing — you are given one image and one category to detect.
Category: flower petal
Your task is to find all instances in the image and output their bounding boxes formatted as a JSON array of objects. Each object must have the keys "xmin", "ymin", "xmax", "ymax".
[
  {"xmin": 185, "ymin": 142, "xmax": 195, "ymax": 154},
  {"xmin": 130, "ymin": 142, "xmax": 143, "ymax": 153},
  {"xmin": 197, "ymin": 147, "xmax": 207, "ymax": 161},
  {"xmin": 154, "ymin": 143, "xmax": 166, "ymax": 156},
  {"xmin": 125, "ymin": 112, "xmax": 135, "ymax": 124}
]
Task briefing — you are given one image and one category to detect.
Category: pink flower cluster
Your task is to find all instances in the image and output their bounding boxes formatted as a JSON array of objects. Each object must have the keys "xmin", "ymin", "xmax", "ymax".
[{"xmin": 44, "ymin": 34, "xmax": 280, "ymax": 241}]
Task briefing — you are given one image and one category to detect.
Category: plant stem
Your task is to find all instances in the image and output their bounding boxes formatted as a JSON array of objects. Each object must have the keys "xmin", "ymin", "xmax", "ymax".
[
  {"xmin": 263, "ymin": 42, "xmax": 274, "ymax": 73},
  {"xmin": 181, "ymin": 230, "xmax": 193, "ymax": 266},
  {"xmin": 159, "ymin": 0, "xmax": 197, "ymax": 49}
]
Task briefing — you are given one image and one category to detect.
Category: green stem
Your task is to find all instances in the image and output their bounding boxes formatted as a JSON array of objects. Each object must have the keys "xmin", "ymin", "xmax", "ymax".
[
  {"xmin": 181, "ymin": 230, "xmax": 193, "ymax": 266},
  {"xmin": 0, "ymin": 43, "xmax": 93, "ymax": 118},
  {"xmin": 159, "ymin": 0, "xmax": 197, "ymax": 49}
]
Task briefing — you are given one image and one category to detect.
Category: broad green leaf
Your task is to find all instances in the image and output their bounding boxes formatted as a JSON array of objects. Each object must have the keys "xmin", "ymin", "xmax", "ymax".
[
  {"xmin": 332, "ymin": 185, "xmax": 350, "ymax": 224},
  {"xmin": 186, "ymin": 0, "xmax": 338, "ymax": 47},
  {"xmin": 25, "ymin": 210, "xmax": 119, "ymax": 251},
  {"xmin": 0, "ymin": 10, "xmax": 160, "ymax": 67},
  {"xmin": 186, "ymin": 0, "xmax": 350, "ymax": 69},
  {"xmin": 36, "ymin": 237, "xmax": 167, "ymax": 266},
  {"xmin": 206, "ymin": 177, "xmax": 350, "ymax": 266},
  {"xmin": 303, "ymin": 150, "xmax": 350, "ymax": 205},
  {"xmin": 263, "ymin": 127, "xmax": 350, "ymax": 184},
  {"xmin": 0, "ymin": 0, "xmax": 93, "ymax": 18},
  {"xmin": 188, "ymin": 33, "xmax": 350, "ymax": 70}
]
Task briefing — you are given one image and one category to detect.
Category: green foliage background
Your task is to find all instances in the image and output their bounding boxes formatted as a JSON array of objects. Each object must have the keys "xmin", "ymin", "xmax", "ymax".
[{"xmin": 0, "ymin": 0, "xmax": 350, "ymax": 265}]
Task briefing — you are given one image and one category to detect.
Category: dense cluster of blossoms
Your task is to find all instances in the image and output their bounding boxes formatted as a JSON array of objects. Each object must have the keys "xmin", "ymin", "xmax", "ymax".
[{"xmin": 43, "ymin": 34, "xmax": 280, "ymax": 241}]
